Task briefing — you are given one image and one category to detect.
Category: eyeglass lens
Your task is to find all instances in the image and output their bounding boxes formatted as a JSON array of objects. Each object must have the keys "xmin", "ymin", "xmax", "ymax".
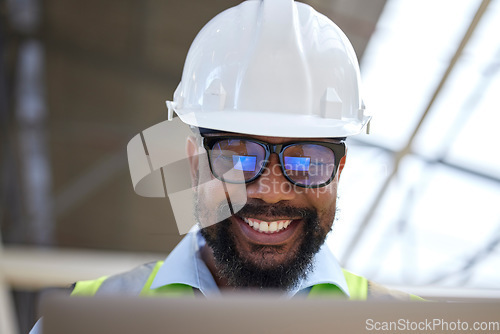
[{"xmin": 209, "ymin": 139, "xmax": 336, "ymax": 187}]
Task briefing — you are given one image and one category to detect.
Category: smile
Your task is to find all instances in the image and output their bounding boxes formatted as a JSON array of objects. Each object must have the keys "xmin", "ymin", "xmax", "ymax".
[{"xmin": 242, "ymin": 217, "xmax": 292, "ymax": 234}]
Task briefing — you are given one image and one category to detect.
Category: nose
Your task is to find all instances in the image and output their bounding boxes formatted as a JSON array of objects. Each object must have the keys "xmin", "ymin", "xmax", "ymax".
[{"xmin": 246, "ymin": 154, "xmax": 296, "ymax": 204}]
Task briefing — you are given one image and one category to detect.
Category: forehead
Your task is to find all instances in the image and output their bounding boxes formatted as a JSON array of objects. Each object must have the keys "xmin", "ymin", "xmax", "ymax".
[{"xmin": 200, "ymin": 131, "xmax": 344, "ymax": 145}]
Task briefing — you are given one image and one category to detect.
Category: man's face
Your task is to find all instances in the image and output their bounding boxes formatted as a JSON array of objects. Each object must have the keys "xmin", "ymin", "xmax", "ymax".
[{"xmin": 187, "ymin": 133, "xmax": 346, "ymax": 290}]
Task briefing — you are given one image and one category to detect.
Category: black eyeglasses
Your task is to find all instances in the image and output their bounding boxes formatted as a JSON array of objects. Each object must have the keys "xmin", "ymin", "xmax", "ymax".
[{"xmin": 202, "ymin": 136, "xmax": 346, "ymax": 188}]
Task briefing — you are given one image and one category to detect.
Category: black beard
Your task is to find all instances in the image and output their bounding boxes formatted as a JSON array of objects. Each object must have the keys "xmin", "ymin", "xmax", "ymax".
[{"xmin": 199, "ymin": 202, "xmax": 330, "ymax": 291}]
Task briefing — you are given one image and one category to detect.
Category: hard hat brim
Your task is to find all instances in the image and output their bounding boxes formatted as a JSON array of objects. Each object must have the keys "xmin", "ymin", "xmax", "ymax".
[{"xmin": 176, "ymin": 109, "xmax": 369, "ymax": 138}]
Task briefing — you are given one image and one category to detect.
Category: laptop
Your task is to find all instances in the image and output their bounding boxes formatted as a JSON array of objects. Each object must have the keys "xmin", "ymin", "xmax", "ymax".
[{"xmin": 40, "ymin": 292, "xmax": 500, "ymax": 334}]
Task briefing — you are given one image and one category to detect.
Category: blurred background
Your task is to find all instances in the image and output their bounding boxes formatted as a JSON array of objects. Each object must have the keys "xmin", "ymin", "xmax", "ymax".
[{"xmin": 1, "ymin": 0, "xmax": 499, "ymax": 333}]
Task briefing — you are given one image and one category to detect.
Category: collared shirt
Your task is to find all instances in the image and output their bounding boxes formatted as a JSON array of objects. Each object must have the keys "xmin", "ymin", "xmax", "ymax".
[{"xmin": 151, "ymin": 227, "xmax": 350, "ymax": 298}]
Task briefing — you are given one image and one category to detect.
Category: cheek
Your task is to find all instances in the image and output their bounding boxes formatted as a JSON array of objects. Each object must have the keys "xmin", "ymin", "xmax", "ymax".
[
  {"xmin": 304, "ymin": 182, "xmax": 338, "ymax": 222},
  {"xmin": 196, "ymin": 161, "xmax": 246, "ymax": 227},
  {"xmin": 196, "ymin": 157, "xmax": 248, "ymax": 226},
  {"xmin": 196, "ymin": 160, "xmax": 220, "ymax": 225},
  {"xmin": 196, "ymin": 182, "xmax": 225, "ymax": 227}
]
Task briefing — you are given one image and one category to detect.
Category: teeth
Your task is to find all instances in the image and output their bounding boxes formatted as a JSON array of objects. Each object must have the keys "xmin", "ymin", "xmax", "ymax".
[{"xmin": 242, "ymin": 217, "xmax": 293, "ymax": 234}]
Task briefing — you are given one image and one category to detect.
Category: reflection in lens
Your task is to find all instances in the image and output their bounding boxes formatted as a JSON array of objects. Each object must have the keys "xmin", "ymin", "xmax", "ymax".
[
  {"xmin": 284, "ymin": 156, "xmax": 311, "ymax": 171},
  {"xmin": 283, "ymin": 144, "xmax": 335, "ymax": 186},
  {"xmin": 210, "ymin": 139, "xmax": 266, "ymax": 183},
  {"xmin": 233, "ymin": 155, "xmax": 257, "ymax": 172}
]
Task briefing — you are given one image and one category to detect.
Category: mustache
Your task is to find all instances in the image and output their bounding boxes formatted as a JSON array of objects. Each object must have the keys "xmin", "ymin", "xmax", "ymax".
[
  {"xmin": 211, "ymin": 199, "xmax": 318, "ymax": 225},
  {"xmin": 233, "ymin": 201, "xmax": 314, "ymax": 220}
]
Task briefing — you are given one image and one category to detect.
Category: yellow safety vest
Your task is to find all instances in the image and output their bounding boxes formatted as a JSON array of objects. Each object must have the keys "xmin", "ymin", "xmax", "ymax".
[{"xmin": 71, "ymin": 261, "xmax": 422, "ymax": 301}]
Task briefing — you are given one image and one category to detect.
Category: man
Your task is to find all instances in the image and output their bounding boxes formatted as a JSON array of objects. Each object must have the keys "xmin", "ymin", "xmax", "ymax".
[
  {"xmin": 66, "ymin": 0, "xmax": 420, "ymax": 299},
  {"xmin": 31, "ymin": 0, "xmax": 419, "ymax": 331}
]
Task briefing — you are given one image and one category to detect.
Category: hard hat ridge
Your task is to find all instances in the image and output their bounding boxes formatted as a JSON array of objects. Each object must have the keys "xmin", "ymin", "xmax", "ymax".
[{"xmin": 238, "ymin": 0, "xmax": 312, "ymax": 116}]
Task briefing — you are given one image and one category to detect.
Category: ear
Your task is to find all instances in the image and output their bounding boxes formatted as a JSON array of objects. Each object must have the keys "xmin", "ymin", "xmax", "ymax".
[
  {"xmin": 337, "ymin": 155, "xmax": 347, "ymax": 180},
  {"xmin": 186, "ymin": 135, "xmax": 199, "ymax": 187}
]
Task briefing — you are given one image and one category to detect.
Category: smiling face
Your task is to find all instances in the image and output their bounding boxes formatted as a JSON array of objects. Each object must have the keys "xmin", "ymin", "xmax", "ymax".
[{"xmin": 187, "ymin": 133, "xmax": 346, "ymax": 290}]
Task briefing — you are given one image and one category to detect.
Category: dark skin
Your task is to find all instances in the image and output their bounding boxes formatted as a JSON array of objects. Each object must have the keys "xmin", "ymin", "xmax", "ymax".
[{"xmin": 187, "ymin": 133, "xmax": 346, "ymax": 289}]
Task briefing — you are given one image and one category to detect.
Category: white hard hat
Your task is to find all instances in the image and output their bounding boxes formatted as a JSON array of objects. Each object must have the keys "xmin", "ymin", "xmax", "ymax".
[{"xmin": 167, "ymin": 0, "xmax": 370, "ymax": 138}]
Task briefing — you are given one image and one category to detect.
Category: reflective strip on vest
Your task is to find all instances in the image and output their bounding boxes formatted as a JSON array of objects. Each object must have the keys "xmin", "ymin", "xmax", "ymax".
[
  {"xmin": 71, "ymin": 275, "xmax": 109, "ymax": 296},
  {"xmin": 308, "ymin": 270, "xmax": 367, "ymax": 300},
  {"xmin": 71, "ymin": 261, "xmax": 194, "ymax": 297}
]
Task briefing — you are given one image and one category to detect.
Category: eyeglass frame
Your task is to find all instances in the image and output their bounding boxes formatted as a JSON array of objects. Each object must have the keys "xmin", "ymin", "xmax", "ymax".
[{"xmin": 201, "ymin": 135, "xmax": 347, "ymax": 188}]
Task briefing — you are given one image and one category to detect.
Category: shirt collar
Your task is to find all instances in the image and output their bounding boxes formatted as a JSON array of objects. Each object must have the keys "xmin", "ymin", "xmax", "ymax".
[
  {"xmin": 291, "ymin": 243, "xmax": 350, "ymax": 297},
  {"xmin": 150, "ymin": 227, "xmax": 220, "ymax": 296},
  {"xmin": 151, "ymin": 226, "xmax": 349, "ymax": 298}
]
